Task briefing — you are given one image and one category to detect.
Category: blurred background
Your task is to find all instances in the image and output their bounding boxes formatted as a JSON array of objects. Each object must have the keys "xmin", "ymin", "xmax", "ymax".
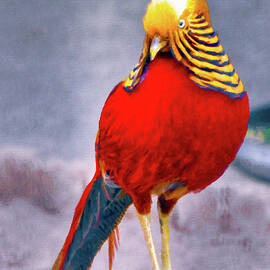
[{"xmin": 0, "ymin": 0, "xmax": 269, "ymax": 269}]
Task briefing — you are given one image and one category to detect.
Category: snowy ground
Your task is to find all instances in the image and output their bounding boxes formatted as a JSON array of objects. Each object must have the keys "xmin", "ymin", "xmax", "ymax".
[{"xmin": 0, "ymin": 0, "xmax": 270, "ymax": 269}]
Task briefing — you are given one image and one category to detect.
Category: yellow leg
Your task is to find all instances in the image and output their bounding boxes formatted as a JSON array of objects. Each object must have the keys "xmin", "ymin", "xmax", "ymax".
[
  {"xmin": 137, "ymin": 213, "xmax": 161, "ymax": 270},
  {"xmin": 157, "ymin": 185, "xmax": 189, "ymax": 270},
  {"xmin": 158, "ymin": 210, "xmax": 172, "ymax": 270}
]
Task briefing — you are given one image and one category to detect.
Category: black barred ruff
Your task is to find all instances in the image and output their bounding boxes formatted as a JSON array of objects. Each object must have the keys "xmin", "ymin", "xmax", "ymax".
[{"xmin": 170, "ymin": 14, "xmax": 245, "ymax": 99}]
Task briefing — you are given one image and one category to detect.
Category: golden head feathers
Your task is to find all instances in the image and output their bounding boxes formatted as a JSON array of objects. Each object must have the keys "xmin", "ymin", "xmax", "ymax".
[
  {"xmin": 143, "ymin": 0, "xmax": 210, "ymax": 38},
  {"xmin": 143, "ymin": 1, "xmax": 180, "ymax": 38},
  {"xmin": 124, "ymin": 0, "xmax": 245, "ymax": 99}
]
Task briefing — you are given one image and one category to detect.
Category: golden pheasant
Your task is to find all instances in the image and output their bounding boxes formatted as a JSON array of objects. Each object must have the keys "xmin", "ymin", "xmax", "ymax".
[{"xmin": 52, "ymin": 0, "xmax": 249, "ymax": 269}]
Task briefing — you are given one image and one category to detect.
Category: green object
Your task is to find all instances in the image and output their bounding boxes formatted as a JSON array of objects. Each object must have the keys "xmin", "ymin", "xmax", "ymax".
[
  {"xmin": 261, "ymin": 128, "xmax": 270, "ymax": 143},
  {"xmin": 248, "ymin": 105, "xmax": 270, "ymax": 144}
]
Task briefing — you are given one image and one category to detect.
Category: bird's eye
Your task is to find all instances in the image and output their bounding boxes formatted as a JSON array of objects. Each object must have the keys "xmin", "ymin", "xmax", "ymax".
[{"xmin": 179, "ymin": 19, "xmax": 185, "ymax": 29}]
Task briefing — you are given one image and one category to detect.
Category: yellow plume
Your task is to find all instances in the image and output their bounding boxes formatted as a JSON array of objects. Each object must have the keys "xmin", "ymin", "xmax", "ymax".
[
  {"xmin": 186, "ymin": 0, "xmax": 210, "ymax": 21},
  {"xmin": 143, "ymin": 0, "xmax": 210, "ymax": 38},
  {"xmin": 143, "ymin": 1, "xmax": 179, "ymax": 38}
]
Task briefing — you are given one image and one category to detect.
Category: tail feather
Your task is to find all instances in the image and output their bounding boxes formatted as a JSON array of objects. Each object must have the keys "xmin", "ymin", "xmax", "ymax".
[
  {"xmin": 108, "ymin": 227, "xmax": 119, "ymax": 270},
  {"xmin": 52, "ymin": 174, "xmax": 133, "ymax": 270},
  {"xmin": 52, "ymin": 179, "xmax": 96, "ymax": 270}
]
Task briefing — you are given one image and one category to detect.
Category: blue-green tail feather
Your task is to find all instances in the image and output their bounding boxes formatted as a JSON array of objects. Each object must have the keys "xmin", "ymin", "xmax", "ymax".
[{"xmin": 62, "ymin": 176, "xmax": 133, "ymax": 270}]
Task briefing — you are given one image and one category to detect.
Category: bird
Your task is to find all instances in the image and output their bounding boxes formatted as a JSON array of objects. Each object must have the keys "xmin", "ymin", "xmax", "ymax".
[{"xmin": 52, "ymin": 0, "xmax": 249, "ymax": 269}]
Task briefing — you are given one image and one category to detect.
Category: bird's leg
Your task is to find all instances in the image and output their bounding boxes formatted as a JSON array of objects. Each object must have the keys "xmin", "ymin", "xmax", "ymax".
[
  {"xmin": 158, "ymin": 212, "xmax": 171, "ymax": 270},
  {"xmin": 137, "ymin": 213, "xmax": 161, "ymax": 270},
  {"xmin": 158, "ymin": 185, "xmax": 189, "ymax": 270},
  {"xmin": 157, "ymin": 197, "xmax": 175, "ymax": 270}
]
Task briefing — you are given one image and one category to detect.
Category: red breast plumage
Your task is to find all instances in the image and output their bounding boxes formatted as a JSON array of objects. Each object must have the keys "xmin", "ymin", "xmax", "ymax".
[{"xmin": 98, "ymin": 53, "xmax": 249, "ymax": 213}]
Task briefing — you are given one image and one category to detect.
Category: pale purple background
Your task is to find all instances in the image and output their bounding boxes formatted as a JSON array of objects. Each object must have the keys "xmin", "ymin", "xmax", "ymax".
[{"xmin": 0, "ymin": 1, "xmax": 270, "ymax": 269}]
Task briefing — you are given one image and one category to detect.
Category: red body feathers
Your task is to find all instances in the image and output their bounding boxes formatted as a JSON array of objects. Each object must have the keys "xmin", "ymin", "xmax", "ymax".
[{"xmin": 98, "ymin": 54, "xmax": 249, "ymax": 213}]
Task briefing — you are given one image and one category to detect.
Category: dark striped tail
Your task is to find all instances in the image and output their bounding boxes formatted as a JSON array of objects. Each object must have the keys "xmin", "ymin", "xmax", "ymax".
[{"xmin": 52, "ymin": 174, "xmax": 133, "ymax": 270}]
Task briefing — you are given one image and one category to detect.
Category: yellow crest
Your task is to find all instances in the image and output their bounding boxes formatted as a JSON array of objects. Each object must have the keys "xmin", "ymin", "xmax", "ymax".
[{"xmin": 123, "ymin": 0, "xmax": 245, "ymax": 99}]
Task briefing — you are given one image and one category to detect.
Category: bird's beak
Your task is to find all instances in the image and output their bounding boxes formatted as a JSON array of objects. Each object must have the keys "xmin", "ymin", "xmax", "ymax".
[
  {"xmin": 149, "ymin": 35, "xmax": 168, "ymax": 61},
  {"xmin": 123, "ymin": 34, "xmax": 168, "ymax": 91}
]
